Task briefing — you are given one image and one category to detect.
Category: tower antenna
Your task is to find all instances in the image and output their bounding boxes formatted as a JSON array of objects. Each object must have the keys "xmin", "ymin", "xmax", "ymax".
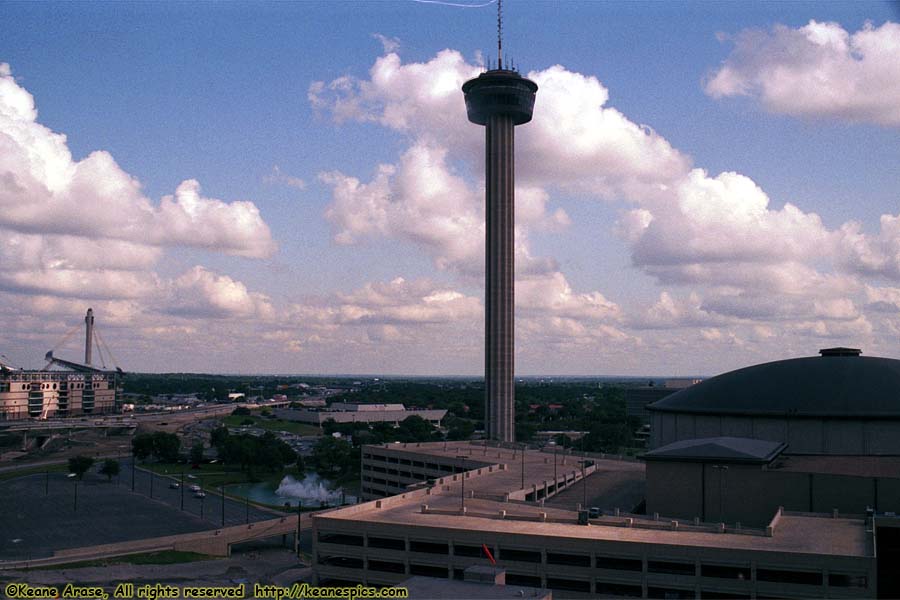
[{"xmin": 497, "ymin": 0, "xmax": 503, "ymax": 69}]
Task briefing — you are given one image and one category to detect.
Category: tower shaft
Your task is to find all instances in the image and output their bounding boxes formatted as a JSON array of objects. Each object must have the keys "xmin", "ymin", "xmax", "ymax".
[
  {"xmin": 463, "ymin": 67, "xmax": 536, "ymax": 443},
  {"xmin": 484, "ymin": 114, "xmax": 516, "ymax": 443},
  {"xmin": 84, "ymin": 308, "xmax": 94, "ymax": 366}
]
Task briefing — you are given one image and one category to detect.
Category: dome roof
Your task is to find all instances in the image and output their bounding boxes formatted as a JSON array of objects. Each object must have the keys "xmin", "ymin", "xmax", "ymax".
[{"xmin": 647, "ymin": 350, "xmax": 900, "ymax": 418}]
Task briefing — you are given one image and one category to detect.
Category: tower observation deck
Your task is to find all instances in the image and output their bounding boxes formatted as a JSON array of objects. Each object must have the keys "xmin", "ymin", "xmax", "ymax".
[{"xmin": 462, "ymin": 68, "xmax": 537, "ymax": 443}]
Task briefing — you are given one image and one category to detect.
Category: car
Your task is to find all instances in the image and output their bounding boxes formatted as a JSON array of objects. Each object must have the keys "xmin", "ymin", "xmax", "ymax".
[
  {"xmin": 189, "ymin": 484, "xmax": 201, "ymax": 492},
  {"xmin": 589, "ymin": 507, "xmax": 601, "ymax": 518},
  {"xmin": 194, "ymin": 491, "xmax": 206, "ymax": 499},
  {"xmin": 169, "ymin": 482, "xmax": 180, "ymax": 489}
]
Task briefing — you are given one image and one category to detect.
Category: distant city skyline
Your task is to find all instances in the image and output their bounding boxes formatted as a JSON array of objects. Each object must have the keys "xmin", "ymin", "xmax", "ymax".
[{"xmin": 1, "ymin": 1, "xmax": 899, "ymax": 376}]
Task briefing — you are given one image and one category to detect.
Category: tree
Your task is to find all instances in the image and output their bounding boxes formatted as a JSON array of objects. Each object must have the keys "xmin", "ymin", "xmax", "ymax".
[
  {"xmin": 312, "ymin": 436, "xmax": 354, "ymax": 477},
  {"xmin": 68, "ymin": 455, "xmax": 95, "ymax": 480},
  {"xmin": 210, "ymin": 426, "xmax": 229, "ymax": 449},
  {"xmin": 132, "ymin": 433, "xmax": 154, "ymax": 460},
  {"xmin": 396, "ymin": 415, "xmax": 436, "ymax": 443},
  {"xmin": 218, "ymin": 432, "xmax": 296, "ymax": 476},
  {"xmin": 151, "ymin": 431, "xmax": 181, "ymax": 463},
  {"xmin": 551, "ymin": 433, "xmax": 571, "ymax": 448},
  {"xmin": 445, "ymin": 416, "xmax": 475, "ymax": 441},
  {"xmin": 231, "ymin": 406, "xmax": 251, "ymax": 416},
  {"xmin": 99, "ymin": 458, "xmax": 120, "ymax": 482},
  {"xmin": 190, "ymin": 442, "xmax": 204, "ymax": 465}
]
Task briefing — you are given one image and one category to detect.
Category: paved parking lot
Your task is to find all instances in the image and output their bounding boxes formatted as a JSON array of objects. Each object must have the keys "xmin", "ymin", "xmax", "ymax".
[{"xmin": 0, "ymin": 460, "xmax": 279, "ymax": 561}]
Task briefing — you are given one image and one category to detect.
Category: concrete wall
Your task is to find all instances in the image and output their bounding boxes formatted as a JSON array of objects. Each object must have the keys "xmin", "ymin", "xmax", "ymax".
[
  {"xmin": 650, "ymin": 413, "xmax": 900, "ymax": 455},
  {"xmin": 647, "ymin": 460, "xmax": 900, "ymax": 526}
]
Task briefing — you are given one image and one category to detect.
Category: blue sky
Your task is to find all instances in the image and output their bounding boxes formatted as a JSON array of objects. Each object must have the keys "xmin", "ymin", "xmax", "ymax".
[{"xmin": 1, "ymin": 1, "xmax": 899, "ymax": 375}]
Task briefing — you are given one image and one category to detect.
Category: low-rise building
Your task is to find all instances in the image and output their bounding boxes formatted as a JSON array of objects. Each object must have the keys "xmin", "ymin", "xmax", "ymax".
[
  {"xmin": 314, "ymin": 441, "xmax": 891, "ymax": 598},
  {"xmin": 275, "ymin": 403, "xmax": 446, "ymax": 427}
]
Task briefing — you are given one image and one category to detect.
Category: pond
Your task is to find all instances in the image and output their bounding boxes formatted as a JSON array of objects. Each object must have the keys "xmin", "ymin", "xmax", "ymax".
[{"xmin": 228, "ymin": 473, "xmax": 356, "ymax": 508}]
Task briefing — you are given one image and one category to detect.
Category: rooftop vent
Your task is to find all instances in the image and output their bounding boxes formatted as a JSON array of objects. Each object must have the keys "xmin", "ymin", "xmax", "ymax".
[{"xmin": 819, "ymin": 347, "xmax": 862, "ymax": 357}]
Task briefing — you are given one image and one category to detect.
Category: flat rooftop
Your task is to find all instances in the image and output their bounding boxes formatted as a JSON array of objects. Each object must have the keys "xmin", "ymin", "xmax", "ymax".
[
  {"xmin": 369, "ymin": 441, "xmax": 643, "ymax": 503},
  {"xmin": 322, "ymin": 442, "xmax": 871, "ymax": 558}
]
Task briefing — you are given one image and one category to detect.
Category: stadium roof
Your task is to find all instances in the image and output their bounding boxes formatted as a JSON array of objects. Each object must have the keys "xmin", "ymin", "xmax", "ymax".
[
  {"xmin": 647, "ymin": 349, "xmax": 900, "ymax": 418},
  {"xmin": 642, "ymin": 437, "xmax": 786, "ymax": 464}
]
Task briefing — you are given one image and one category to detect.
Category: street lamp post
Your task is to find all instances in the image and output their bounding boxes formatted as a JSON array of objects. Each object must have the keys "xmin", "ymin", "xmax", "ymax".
[
  {"xmin": 180, "ymin": 471, "xmax": 184, "ymax": 510},
  {"xmin": 245, "ymin": 489, "xmax": 250, "ymax": 524},
  {"xmin": 221, "ymin": 484, "xmax": 226, "ymax": 527},
  {"xmin": 456, "ymin": 455, "xmax": 467, "ymax": 512},
  {"xmin": 553, "ymin": 444, "xmax": 557, "ymax": 493},
  {"xmin": 296, "ymin": 500, "xmax": 303, "ymax": 559},
  {"xmin": 521, "ymin": 443, "xmax": 525, "ymax": 490}
]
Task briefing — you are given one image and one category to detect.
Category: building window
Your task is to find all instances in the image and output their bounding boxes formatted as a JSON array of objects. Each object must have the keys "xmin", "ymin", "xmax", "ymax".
[
  {"xmin": 409, "ymin": 564, "xmax": 448, "ymax": 578},
  {"xmin": 318, "ymin": 555, "xmax": 363, "ymax": 569},
  {"xmin": 597, "ymin": 556, "xmax": 643, "ymax": 572},
  {"xmin": 410, "ymin": 540, "xmax": 448, "ymax": 555},
  {"xmin": 547, "ymin": 552, "xmax": 591, "ymax": 567},
  {"xmin": 368, "ymin": 560, "xmax": 405, "ymax": 574},
  {"xmin": 596, "ymin": 582, "xmax": 642, "ymax": 597},
  {"xmin": 701, "ymin": 564, "xmax": 750, "ymax": 580},
  {"xmin": 648, "ymin": 587, "xmax": 694, "ymax": 599},
  {"xmin": 505, "ymin": 573, "xmax": 541, "ymax": 588},
  {"xmin": 828, "ymin": 573, "xmax": 868, "ymax": 588},
  {"xmin": 547, "ymin": 578, "xmax": 590, "ymax": 593},
  {"xmin": 757, "ymin": 568, "xmax": 822, "ymax": 586},
  {"xmin": 499, "ymin": 547, "xmax": 541, "ymax": 563},
  {"xmin": 453, "ymin": 544, "xmax": 487, "ymax": 558},
  {"xmin": 648, "ymin": 560, "xmax": 695, "ymax": 576},
  {"xmin": 318, "ymin": 532, "xmax": 364, "ymax": 547},
  {"xmin": 368, "ymin": 536, "xmax": 405, "ymax": 551}
]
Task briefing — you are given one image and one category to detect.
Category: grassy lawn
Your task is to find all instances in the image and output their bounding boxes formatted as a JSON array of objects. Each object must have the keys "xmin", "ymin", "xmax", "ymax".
[
  {"xmin": 35, "ymin": 550, "xmax": 214, "ymax": 569},
  {"xmin": 141, "ymin": 461, "xmax": 304, "ymax": 490},
  {"xmin": 141, "ymin": 462, "xmax": 254, "ymax": 487},
  {"xmin": 0, "ymin": 463, "xmax": 69, "ymax": 483},
  {"xmin": 221, "ymin": 415, "xmax": 320, "ymax": 436}
]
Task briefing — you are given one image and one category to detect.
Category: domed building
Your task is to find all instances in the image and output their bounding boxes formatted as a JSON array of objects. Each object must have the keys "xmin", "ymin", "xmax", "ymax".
[{"xmin": 647, "ymin": 348, "xmax": 900, "ymax": 455}]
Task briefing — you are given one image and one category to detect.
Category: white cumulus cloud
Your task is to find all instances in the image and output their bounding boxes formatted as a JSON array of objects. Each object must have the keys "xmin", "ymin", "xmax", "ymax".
[{"xmin": 705, "ymin": 20, "xmax": 900, "ymax": 127}]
